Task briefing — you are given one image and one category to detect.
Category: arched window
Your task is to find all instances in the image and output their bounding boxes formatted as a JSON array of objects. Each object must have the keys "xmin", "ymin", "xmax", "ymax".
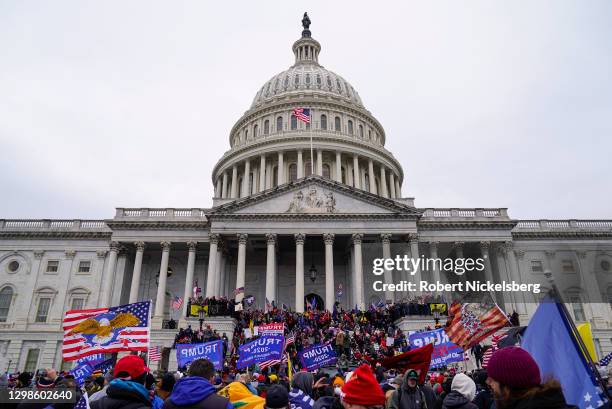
[
  {"xmin": 277, "ymin": 116, "xmax": 283, "ymax": 132},
  {"xmin": 0, "ymin": 287, "xmax": 13, "ymax": 322},
  {"xmin": 359, "ymin": 125, "xmax": 364, "ymax": 138},
  {"xmin": 304, "ymin": 161, "xmax": 313, "ymax": 177},
  {"xmin": 322, "ymin": 164, "xmax": 331, "ymax": 179},
  {"xmin": 348, "ymin": 120, "xmax": 354, "ymax": 135},
  {"xmin": 334, "ymin": 117, "xmax": 341, "ymax": 132},
  {"xmin": 364, "ymin": 173, "xmax": 370, "ymax": 191},
  {"xmin": 341, "ymin": 167, "xmax": 347, "ymax": 184},
  {"xmin": 253, "ymin": 125, "xmax": 258, "ymax": 137},
  {"xmin": 272, "ymin": 167, "xmax": 278, "ymax": 188},
  {"xmin": 264, "ymin": 120, "xmax": 270, "ymax": 135},
  {"xmin": 320, "ymin": 115, "xmax": 327, "ymax": 130},
  {"xmin": 368, "ymin": 130, "xmax": 372, "ymax": 140},
  {"xmin": 245, "ymin": 129, "xmax": 249, "ymax": 140},
  {"xmin": 291, "ymin": 115, "xmax": 298, "ymax": 130},
  {"xmin": 289, "ymin": 164, "xmax": 298, "ymax": 182}
]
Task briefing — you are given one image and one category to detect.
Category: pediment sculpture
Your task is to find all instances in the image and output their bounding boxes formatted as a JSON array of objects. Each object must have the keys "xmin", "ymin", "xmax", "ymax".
[{"xmin": 286, "ymin": 187, "xmax": 337, "ymax": 214}]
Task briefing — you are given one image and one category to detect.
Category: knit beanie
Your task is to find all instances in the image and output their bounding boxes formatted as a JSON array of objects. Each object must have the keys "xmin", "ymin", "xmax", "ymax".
[
  {"xmin": 341, "ymin": 364, "xmax": 386, "ymax": 406},
  {"xmin": 451, "ymin": 374, "xmax": 476, "ymax": 402},
  {"xmin": 487, "ymin": 346, "xmax": 541, "ymax": 388}
]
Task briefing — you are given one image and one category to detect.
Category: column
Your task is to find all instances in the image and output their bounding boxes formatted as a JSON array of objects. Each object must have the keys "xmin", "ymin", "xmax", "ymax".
[
  {"xmin": 395, "ymin": 179, "xmax": 401, "ymax": 197},
  {"xmin": 317, "ymin": 150, "xmax": 323, "ymax": 176},
  {"xmin": 455, "ymin": 242, "xmax": 464, "ymax": 259},
  {"xmin": 503, "ymin": 242, "xmax": 527, "ymax": 316},
  {"xmin": 154, "ymin": 241, "xmax": 171, "ymax": 318},
  {"xmin": 324, "ymin": 233, "xmax": 335, "ymax": 312},
  {"xmin": 297, "ymin": 150, "xmax": 304, "ymax": 179},
  {"xmin": 102, "ymin": 241, "xmax": 119, "ymax": 307},
  {"xmin": 277, "ymin": 152, "xmax": 284, "ymax": 185},
  {"xmin": 182, "ymin": 241, "xmax": 197, "ymax": 317},
  {"xmin": 352, "ymin": 234, "xmax": 364, "ymax": 310},
  {"xmin": 235, "ymin": 234, "xmax": 248, "ymax": 303},
  {"xmin": 205, "ymin": 235, "xmax": 219, "ymax": 297},
  {"xmin": 368, "ymin": 160, "xmax": 377, "ymax": 194},
  {"xmin": 259, "ymin": 155, "xmax": 266, "ymax": 191},
  {"xmin": 265, "ymin": 234, "xmax": 277, "ymax": 305},
  {"xmin": 575, "ymin": 251, "xmax": 608, "ymax": 327},
  {"xmin": 408, "ymin": 234, "xmax": 422, "ymax": 293},
  {"xmin": 389, "ymin": 173, "xmax": 396, "ymax": 198},
  {"xmin": 215, "ymin": 179, "xmax": 222, "ymax": 197},
  {"xmin": 128, "ymin": 241, "xmax": 145, "ymax": 303},
  {"xmin": 230, "ymin": 165, "xmax": 238, "ymax": 198},
  {"xmin": 295, "ymin": 233, "xmax": 306, "ymax": 312},
  {"xmin": 429, "ymin": 241, "xmax": 441, "ymax": 283},
  {"xmin": 381, "ymin": 234, "xmax": 393, "ymax": 302},
  {"xmin": 222, "ymin": 172, "xmax": 229, "ymax": 199},
  {"xmin": 352, "ymin": 155, "xmax": 361, "ymax": 189},
  {"xmin": 241, "ymin": 159, "xmax": 250, "ymax": 198},
  {"xmin": 495, "ymin": 244, "xmax": 512, "ymax": 311},
  {"xmin": 380, "ymin": 166, "xmax": 388, "ymax": 198},
  {"xmin": 480, "ymin": 241, "xmax": 497, "ymax": 303},
  {"xmin": 335, "ymin": 152, "xmax": 342, "ymax": 183},
  {"xmin": 215, "ymin": 241, "xmax": 224, "ymax": 296}
]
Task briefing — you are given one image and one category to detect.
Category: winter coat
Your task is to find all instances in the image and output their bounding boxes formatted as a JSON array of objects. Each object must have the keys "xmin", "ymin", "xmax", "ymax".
[
  {"xmin": 387, "ymin": 385, "xmax": 427, "ymax": 409},
  {"xmin": 441, "ymin": 391, "xmax": 478, "ymax": 409},
  {"xmin": 162, "ymin": 377, "xmax": 232, "ymax": 409},
  {"xmin": 90, "ymin": 379, "xmax": 152, "ymax": 409}
]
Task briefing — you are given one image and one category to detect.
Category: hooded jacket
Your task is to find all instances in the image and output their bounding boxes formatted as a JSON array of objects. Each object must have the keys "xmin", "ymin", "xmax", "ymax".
[
  {"xmin": 441, "ymin": 391, "xmax": 478, "ymax": 409},
  {"xmin": 162, "ymin": 377, "xmax": 232, "ymax": 409},
  {"xmin": 90, "ymin": 379, "xmax": 152, "ymax": 409},
  {"xmin": 504, "ymin": 383, "xmax": 578, "ymax": 409}
]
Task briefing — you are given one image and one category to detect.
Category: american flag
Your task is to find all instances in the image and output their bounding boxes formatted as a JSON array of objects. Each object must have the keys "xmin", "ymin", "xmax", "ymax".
[
  {"xmin": 75, "ymin": 394, "xmax": 90, "ymax": 409},
  {"xmin": 233, "ymin": 287, "xmax": 244, "ymax": 296},
  {"xmin": 292, "ymin": 107, "xmax": 311, "ymax": 123},
  {"xmin": 285, "ymin": 333, "xmax": 295, "ymax": 347},
  {"xmin": 600, "ymin": 351, "xmax": 612, "ymax": 367},
  {"xmin": 63, "ymin": 301, "xmax": 151, "ymax": 361},
  {"xmin": 171, "ymin": 296, "xmax": 183, "ymax": 311},
  {"xmin": 482, "ymin": 332, "xmax": 507, "ymax": 368},
  {"xmin": 445, "ymin": 302, "xmax": 509, "ymax": 349},
  {"xmin": 258, "ymin": 351, "xmax": 289, "ymax": 370},
  {"xmin": 148, "ymin": 345, "xmax": 162, "ymax": 362}
]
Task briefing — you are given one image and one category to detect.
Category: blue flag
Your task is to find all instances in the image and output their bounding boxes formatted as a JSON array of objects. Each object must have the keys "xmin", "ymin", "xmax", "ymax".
[
  {"xmin": 176, "ymin": 340, "xmax": 224, "ymax": 369},
  {"xmin": 93, "ymin": 358, "xmax": 114, "ymax": 374},
  {"xmin": 409, "ymin": 328, "xmax": 464, "ymax": 368},
  {"xmin": 300, "ymin": 343, "xmax": 337, "ymax": 370},
  {"xmin": 71, "ymin": 363, "xmax": 94, "ymax": 386},
  {"xmin": 522, "ymin": 298, "xmax": 608, "ymax": 409},
  {"xmin": 237, "ymin": 335, "xmax": 284, "ymax": 369}
]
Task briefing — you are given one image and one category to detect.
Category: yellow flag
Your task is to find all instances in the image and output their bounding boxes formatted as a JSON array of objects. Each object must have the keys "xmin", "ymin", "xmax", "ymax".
[
  {"xmin": 249, "ymin": 319, "xmax": 254, "ymax": 335},
  {"xmin": 577, "ymin": 322, "xmax": 597, "ymax": 362},
  {"xmin": 287, "ymin": 352, "xmax": 292, "ymax": 383},
  {"xmin": 218, "ymin": 381, "xmax": 264, "ymax": 409}
]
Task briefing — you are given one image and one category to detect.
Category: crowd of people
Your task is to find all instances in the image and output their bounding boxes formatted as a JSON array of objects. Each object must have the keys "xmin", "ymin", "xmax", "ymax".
[{"xmin": 4, "ymin": 347, "xmax": 611, "ymax": 409}]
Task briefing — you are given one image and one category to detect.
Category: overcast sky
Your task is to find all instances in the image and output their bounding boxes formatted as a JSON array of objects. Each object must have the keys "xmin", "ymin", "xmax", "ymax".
[{"xmin": 1, "ymin": 1, "xmax": 611, "ymax": 220}]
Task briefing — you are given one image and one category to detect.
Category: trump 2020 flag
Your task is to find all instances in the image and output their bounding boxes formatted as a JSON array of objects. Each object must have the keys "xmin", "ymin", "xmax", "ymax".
[
  {"xmin": 237, "ymin": 335, "xmax": 284, "ymax": 369},
  {"xmin": 63, "ymin": 301, "xmax": 151, "ymax": 361},
  {"xmin": 522, "ymin": 297, "xmax": 608, "ymax": 409}
]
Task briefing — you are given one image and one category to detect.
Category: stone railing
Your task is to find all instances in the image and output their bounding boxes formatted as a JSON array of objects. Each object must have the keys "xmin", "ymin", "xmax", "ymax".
[
  {"xmin": 420, "ymin": 208, "xmax": 509, "ymax": 219},
  {"xmin": 514, "ymin": 220, "xmax": 612, "ymax": 231},
  {"xmin": 0, "ymin": 219, "xmax": 109, "ymax": 231},
  {"xmin": 114, "ymin": 208, "xmax": 209, "ymax": 220}
]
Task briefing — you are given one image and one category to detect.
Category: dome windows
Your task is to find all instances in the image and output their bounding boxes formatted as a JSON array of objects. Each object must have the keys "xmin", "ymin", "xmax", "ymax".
[
  {"xmin": 277, "ymin": 116, "xmax": 283, "ymax": 132},
  {"xmin": 294, "ymin": 74, "xmax": 300, "ymax": 88},
  {"xmin": 264, "ymin": 120, "xmax": 270, "ymax": 135},
  {"xmin": 320, "ymin": 115, "xmax": 327, "ymax": 130},
  {"xmin": 284, "ymin": 76, "xmax": 290, "ymax": 90},
  {"xmin": 336, "ymin": 79, "xmax": 343, "ymax": 94},
  {"xmin": 359, "ymin": 124, "xmax": 364, "ymax": 138},
  {"xmin": 316, "ymin": 74, "xmax": 322, "ymax": 88},
  {"xmin": 305, "ymin": 73, "xmax": 311, "ymax": 87},
  {"xmin": 289, "ymin": 164, "xmax": 298, "ymax": 182},
  {"xmin": 291, "ymin": 115, "xmax": 298, "ymax": 130},
  {"xmin": 348, "ymin": 120, "xmax": 354, "ymax": 135},
  {"xmin": 253, "ymin": 125, "xmax": 258, "ymax": 138},
  {"xmin": 334, "ymin": 116, "xmax": 341, "ymax": 132},
  {"xmin": 326, "ymin": 76, "xmax": 332, "ymax": 90}
]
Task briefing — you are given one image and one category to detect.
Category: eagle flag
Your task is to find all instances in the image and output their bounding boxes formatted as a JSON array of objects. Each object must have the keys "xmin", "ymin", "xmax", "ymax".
[
  {"xmin": 444, "ymin": 302, "xmax": 509, "ymax": 349},
  {"xmin": 63, "ymin": 301, "xmax": 151, "ymax": 361}
]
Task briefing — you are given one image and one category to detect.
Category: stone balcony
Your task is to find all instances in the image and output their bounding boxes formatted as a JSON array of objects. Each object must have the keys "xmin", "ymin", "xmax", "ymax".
[
  {"xmin": 513, "ymin": 219, "xmax": 612, "ymax": 238},
  {"xmin": 114, "ymin": 208, "xmax": 209, "ymax": 220},
  {"xmin": 0, "ymin": 219, "xmax": 110, "ymax": 238},
  {"xmin": 420, "ymin": 208, "xmax": 510, "ymax": 220}
]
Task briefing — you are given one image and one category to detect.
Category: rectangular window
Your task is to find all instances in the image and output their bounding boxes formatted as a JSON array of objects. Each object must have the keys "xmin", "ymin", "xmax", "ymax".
[
  {"xmin": 46, "ymin": 260, "xmax": 59, "ymax": 273},
  {"xmin": 568, "ymin": 296, "xmax": 585, "ymax": 322},
  {"xmin": 24, "ymin": 348, "xmax": 40, "ymax": 372},
  {"xmin": 531, "ymin": 260, "xmax": 543, "ymax": 272},
  {"xmin": 35, "ymin": 298, "xmax": 51, "ymax": 323},
  {"xmin": 561, "ymin": 259, "xmax": 574, "ymax": 272},
  {"xmin": 70, "ymin": 298, "xmax": 84, "ymax": 311},
  {"xmin": 78, "ymin": 261, "xmax": 91, "ymax": 273}
]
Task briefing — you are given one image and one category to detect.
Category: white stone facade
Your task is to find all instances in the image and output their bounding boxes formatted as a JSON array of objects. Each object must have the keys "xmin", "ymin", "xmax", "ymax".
[{"xmin": 1, "ymin": 22, "xmax": 611, "ymax": 373}]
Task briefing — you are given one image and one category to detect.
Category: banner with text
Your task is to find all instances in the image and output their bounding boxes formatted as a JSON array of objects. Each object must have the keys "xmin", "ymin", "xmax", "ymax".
[
  {"xmin": 237, "ymin": 335, "xmax": 284, "ymax": 369},
  {"xmin": 176, "ymin": 340, "xmax": 224, "ymax": 369},
  {"xmin": 300, "ymin": 343, "xmax": 337, "ymax": 371},
  {"xmin": 409, "ymin": 328, "xmax": 464, "ymax": 368},
  {"xmin": 257, "ymin": 323, "xmax": 285, "ymax": 335},
  {"xmin": 71, "ymin": 363, "xmax": 94, "ymax": 386}
]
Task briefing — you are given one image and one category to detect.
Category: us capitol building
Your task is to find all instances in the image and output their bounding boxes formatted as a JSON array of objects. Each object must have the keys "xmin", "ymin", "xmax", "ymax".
[{"xmin": 1, "ymin": 15, "xmax": 611, "ymax": 371}]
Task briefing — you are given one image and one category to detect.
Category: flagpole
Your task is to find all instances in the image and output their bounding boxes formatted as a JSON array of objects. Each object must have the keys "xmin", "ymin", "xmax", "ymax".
[
  {"xmin": 547, "ymin": 274, "xmax": 611, "ymax": 399},
  {"xmin": 147, "ymin": 299, "xmax": 152, "ymax": 368}
]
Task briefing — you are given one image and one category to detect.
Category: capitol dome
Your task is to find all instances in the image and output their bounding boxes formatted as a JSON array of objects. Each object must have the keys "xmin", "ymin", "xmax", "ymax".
[{"xmin": 212, "ymin": 13, "xmax": 404, "ymax": 204}]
